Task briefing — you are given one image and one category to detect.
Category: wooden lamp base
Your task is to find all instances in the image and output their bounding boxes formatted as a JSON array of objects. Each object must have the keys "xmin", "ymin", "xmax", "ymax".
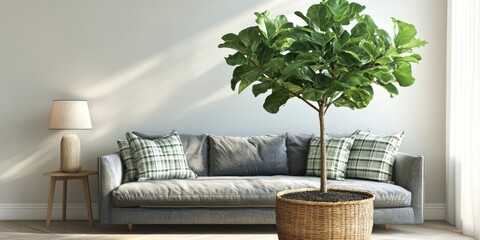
[{"xmin": 60, "ymin": 133, "xmax": 81, "ymax": 173}]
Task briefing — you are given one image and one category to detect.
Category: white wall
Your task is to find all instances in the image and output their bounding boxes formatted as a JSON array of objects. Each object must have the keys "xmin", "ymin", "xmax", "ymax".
[{"xmin": 0, "ymin": 0, "xmax": 447, "ymax": 219}]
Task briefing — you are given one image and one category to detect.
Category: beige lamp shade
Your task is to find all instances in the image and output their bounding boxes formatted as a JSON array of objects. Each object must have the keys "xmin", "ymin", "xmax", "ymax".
[
  {"xmin": 49, "ymin": 100, "xmax": 92, "ymax": 173},
  {"xmin": 49, "ymin": 100, "xmax": 92, "ymax": 129}
]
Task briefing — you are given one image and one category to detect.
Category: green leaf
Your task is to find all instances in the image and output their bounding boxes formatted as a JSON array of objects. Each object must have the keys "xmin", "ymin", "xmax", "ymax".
[
  {"xmin": 371, "ymin": 69, "xmax": 395, "ymax": 84},
  {"xmin": 393, "ymin": 61, "xmax": 415, "ymax": 86},
  {"xmin": 384, "ymin": 47, "xmax": 399, "ymax": 57},
  {"xmin": 375, "ymin": 56, "xmax": 393, "ymax": 65},
  {"xmin": 334, "ymin": 86, "xmax": 373, "ymax": 109},
  {"xmin": 348, "ymin": 2, "xmax": 365, "ymax": 17},
  {"xmin": 303, "ymin": 88, "xmax": 324, "ymax": 101},
  {"xmin": 358, "ymin": 15, "xmax": 377, "ymax": 32},
  {"xmin": 255, "ymin": 11, "xmax": 277, "ymax": 40},
  {"xmin": 351, "ymin": 22, "xmax": 368, "ymax": 39},
  {"xmin": 282, "ymin": 60, "xmax": 312, "ymax": 78},
  {"xmin": 400, "ymin": 38, "xmax": 428, "ymax": 49},
  {"xmin": 307, "ymin": 3, "xmax": 334, "ymax": 31},
  {"xmin": 219, "ymin": 33, "xmax": 245, "ymax": 52},
  {"xmin": 326, "ymin": 0, "xmax": 350, "ymax": 23},
  {"xmin": 238, "ymin": 69, "xmax": 262, "ymax": 93},
  {"xmin": 342, "ymin": 46, "xmax": 371, "ymax": 64},
  {"xmin": 311, "ymin": 31, "xmax": 336, "ymax": 46},
  {"xmin": 279, "ymin": 81, "xmax": 303, "ymax": 94},
  {"xmin": 263, "ymin": 90, "xmax": 291, "ymax": 113},
  {"xmin": 225, "ymin": 52, "xmax": 248, "ymax": 66},
  {"xmin": 255, "ymin": 11, "xmax": 289, "ymax": 42},
  {"xmin": 381, "ymin": 82, "xmax": 399, "ymax": 96},
  {"xmin": 399, "ymin": 53, "xmax": 422, "ymax": 63},
  {"xmin": 256, "ymin": 44, "xmax": 276, "ymax": 65},
  {"xmin": 238, "ymin": 27, "xmax": 261, "ymax": 51},
  {"xmin": 274, "ymin": 36, "xmax": 295, "ymax": 51},
  {"xmin": 231, "ymin": 65, "xmax": 252, "ymax": 90},
  {"xmin": 252, "ymin": 82, "xmax": 271, "ymax": 97},
  {"xmin": 294, "ymin": 11, "xmax": 310, "ymax": 25},
  {"xmin": 359, "ymin": 40, "xmax": 378, "ymax": 58},
  {"xmin": 263, "ymin": 58, "xmax": 286, "ymax": 73},
  {"xmin": 377, "ymin": 29, "xmax": 392, "ymax": 49},
  {"xmin": 393, "ymin": 18, "xmax": 417, "ymax": 47},
  {"xmin": 323, "ymin": 80, "xmax": 345, "ymax": 98},
  {"xmin": 344, "ymin": 74, "xmax": 370, "ymax": 87}
]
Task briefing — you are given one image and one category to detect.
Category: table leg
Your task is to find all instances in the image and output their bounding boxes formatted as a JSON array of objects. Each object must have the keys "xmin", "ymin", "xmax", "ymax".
[
  {"xmin": 46, "ymin": 177, "xmax": 56, "ymax": 227},
  {"xmin": 82, "ymin": 176, "xmax": 93, "ymax": 227},
  {"xmin": 62, "ymin": 180, "xmax": 67, "ymax": 221}
]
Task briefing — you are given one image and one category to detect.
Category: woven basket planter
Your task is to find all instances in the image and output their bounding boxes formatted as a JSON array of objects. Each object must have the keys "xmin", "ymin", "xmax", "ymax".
[{"xmin": 276, "ymin": 188, "xmax": 375, "ymax": 240}]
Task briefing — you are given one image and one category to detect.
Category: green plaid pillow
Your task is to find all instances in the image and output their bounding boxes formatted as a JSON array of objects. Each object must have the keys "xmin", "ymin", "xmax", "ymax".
[
  {"xmin": 346, "ymin": 131, "xmax": 404, "ymax": 183},
  {"xmin": 117, "ymin": 140, "xmax": 137, "ymax": 183},
  {"xmin": 306, "ymin": 136, "xmax": 354, "ymax": 180},
  {"xmin": 126, "ymin": 131, "xmax": 197, "ymax": 181}
]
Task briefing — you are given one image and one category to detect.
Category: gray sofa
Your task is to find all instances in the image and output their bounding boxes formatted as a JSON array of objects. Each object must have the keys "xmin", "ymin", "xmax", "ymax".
[{"xmin": 98, "ymin": 133, "xmax": 424, "ymax": 225}]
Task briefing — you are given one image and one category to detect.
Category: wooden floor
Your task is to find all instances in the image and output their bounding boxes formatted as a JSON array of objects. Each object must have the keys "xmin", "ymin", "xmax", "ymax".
[{"xmin": 0, "ymin": 220, "xmax": 473, "ymax": 240}]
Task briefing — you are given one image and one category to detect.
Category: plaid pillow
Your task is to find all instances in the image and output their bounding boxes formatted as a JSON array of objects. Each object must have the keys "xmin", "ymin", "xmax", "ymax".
[
  {"xmin": 126, "ymin": 131, "xmax": 197, "ymax": 181},
  {"xmin": 306, "ymin": 136, "xmax": 354, "ymax": 180},
  {"xmin": 117, "ymin": 139, "xmax": 137, "ymax": 183},
  {"xmin": 346, "ymin": 131, "xmax": 404, "ymax": 183}
]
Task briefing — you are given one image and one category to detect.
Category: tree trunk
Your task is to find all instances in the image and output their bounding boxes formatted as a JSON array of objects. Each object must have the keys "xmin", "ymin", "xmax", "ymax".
[{"xmin": 319, "ymin": 102, "xmax": 327, "ymax": 193}]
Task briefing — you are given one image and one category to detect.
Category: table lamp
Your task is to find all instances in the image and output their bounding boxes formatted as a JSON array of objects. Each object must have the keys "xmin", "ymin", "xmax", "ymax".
[{"xmin": 49, "ymin": 100, "xmax": 92, "ymax": 173}]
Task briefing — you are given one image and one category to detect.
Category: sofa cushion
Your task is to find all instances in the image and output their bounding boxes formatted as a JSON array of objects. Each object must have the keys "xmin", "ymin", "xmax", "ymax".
[
  {"xmin": 286, "ymin": 133, "xmax": 313, "ymax": 176},
  {"xmin": 117, "ymin": 140, "xmax": 137, "ymax": 183},
  {"xmin": 306, "ymin": 136, "xmax": 355, "ymax": 180},
  {"xmin": 346, "ymin": 131, "xmax": 404, "ymax": 183},
  {"xmin": 132, "ymin": 131, "xmax": 209, "ymax": 176},
  {"xmin": 209, "ymin": 134, "xmax": 288, "ymax": 176},
  {"xmin": 111, "ymin": 176, "xmax": 411, "ymax": 208},
  {"xmin": 126, "ymin": 131, "xmax": 197, "ymax": 181}
]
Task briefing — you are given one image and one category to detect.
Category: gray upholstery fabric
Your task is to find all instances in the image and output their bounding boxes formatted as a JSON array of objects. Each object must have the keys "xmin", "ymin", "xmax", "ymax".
[
  {"xmin": 109, "ymin": 208, "xmax": 276, "ymax": 224},
  {"xmin": 178, "ymin": 134, "xmax": 208, "ymax": 176},
  {"xmin": 373, "ymin": 207, "xmax": 415, "ymax": 224},
  {"xmin": 103, "ymin": 207, "xmax": 414, "ymax": 225},
  {"xmin": 132, "ymin": 132, "xmax": 209, "ymax": 176},
  {"xmin": 97, "ymin": 154, "xmax": 123, "ymax": 224},
  {"xmin": 209, "ymin": 135, "xmax": 288, "ymax": 176},
  {"xmin": 393, "ymin": 153, "xmax": 425, "ymax": 224},
  {"xmin": 286, "ymin": 133, "xmax": 313, "ymax": 176},
  {"xmin": 111, "ymin": 176, "xmax": 410, "ymax": 208}
]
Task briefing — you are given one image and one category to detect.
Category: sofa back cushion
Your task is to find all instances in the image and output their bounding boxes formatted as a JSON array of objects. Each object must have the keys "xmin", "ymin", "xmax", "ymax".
[
  {"xmin": 132, "ymin": 131, "xmax": 209, "ymax": 176},
  {"xmin": 209, "ymin": 134, "xmax": 288, "ymax": 176},
  {"xmin": 286, "ymin": 133, "xmax": 313, "ymax": 176}
]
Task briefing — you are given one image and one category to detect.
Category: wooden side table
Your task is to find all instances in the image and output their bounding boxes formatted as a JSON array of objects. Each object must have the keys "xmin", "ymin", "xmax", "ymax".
[{"xmin": 43, "ymin": 170, "xmax": 97, "ymax": 227}]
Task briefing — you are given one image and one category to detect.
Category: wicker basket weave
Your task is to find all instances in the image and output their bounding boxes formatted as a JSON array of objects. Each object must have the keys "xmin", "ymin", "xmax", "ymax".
[{"xmin": 276, "ymin": 188, "xmax": 375, "ymax": 240}]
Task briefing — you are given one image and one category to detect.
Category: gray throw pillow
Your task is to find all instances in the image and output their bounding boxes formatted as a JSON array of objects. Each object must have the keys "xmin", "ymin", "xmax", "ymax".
[
  {"xmin": 286, "ymin": 133, "xmax": 314, "ymax": 176},
  {"xmin": 209, "ymin": 134, "xmax": 288, "ymax": 176},
  {"xmin": 132, "ymin": 131, "xmax": 208, "ymax": 176},
  {"xmin": 346, "ymin": 131, "xmax": 404, "ymax": 183},
  {"xmin": 126, "ymin": 131, "xmax": 197, "ymax": 181}
]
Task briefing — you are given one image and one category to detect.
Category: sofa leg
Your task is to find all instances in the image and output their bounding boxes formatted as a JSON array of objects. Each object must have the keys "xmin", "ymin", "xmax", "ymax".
[
  {"xmin": 128, "ymin": 224, "xmax": 133, "ymax": 231},
  {"xmin": 384, "ymin": 224, "xmax": 390, "ymax": 230}
]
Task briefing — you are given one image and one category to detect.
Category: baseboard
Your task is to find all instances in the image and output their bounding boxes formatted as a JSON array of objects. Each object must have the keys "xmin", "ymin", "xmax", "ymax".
[
  {"xmin": 0, "ymin": 203, "xmax": 98, "ymax": 220},
  {"xmin": 424, "ymin": 203, "xmax": 447, "ymax": 220},
  {"xmin": 0, "ymin": 203, "xmax": 446, "ymax": 221}
]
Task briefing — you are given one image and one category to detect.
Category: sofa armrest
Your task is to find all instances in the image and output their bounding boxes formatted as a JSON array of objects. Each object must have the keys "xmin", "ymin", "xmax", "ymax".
[
  {"xmin": 98, "ymin": 153, "xmax": 123, "ymax": 224},
  {"xmin": 393, "ymin": 152, "xmax": 425, "ymax": 224}
]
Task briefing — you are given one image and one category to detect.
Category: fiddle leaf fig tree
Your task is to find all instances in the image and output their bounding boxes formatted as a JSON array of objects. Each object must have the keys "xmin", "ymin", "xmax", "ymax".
[{"xmin": 219, "ymin": 0, "xmax": 427, "ymax": 193}]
